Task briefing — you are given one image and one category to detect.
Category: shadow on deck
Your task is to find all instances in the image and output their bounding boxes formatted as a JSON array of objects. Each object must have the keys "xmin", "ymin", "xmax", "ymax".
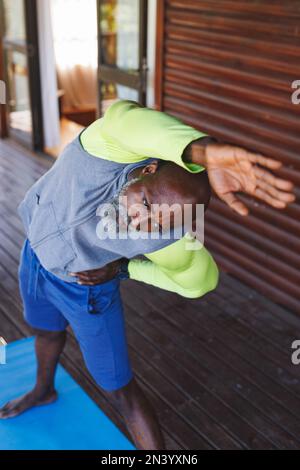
[{"xmin": 0, "ymin": 138, "xmax": 300, "ymax": 450}]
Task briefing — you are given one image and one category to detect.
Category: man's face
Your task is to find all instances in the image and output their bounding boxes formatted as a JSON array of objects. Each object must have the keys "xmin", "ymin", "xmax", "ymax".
[
  {"xmin": 99, "ymin": 162, "xmax": 207, "ymax": 239},
  {"xmin": 119, "ymin": 176, "xmax": 187, "ymax": 234}
]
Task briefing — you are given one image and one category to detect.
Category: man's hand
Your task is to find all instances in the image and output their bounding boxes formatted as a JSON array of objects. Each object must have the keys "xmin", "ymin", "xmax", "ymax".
[
  {"xmin": 69, "ymin": 259, "xmax": 123, "ymax": 285},
  {"xmin": 189, "ymin": 141, "xmax": 295, "ymax": 216}
]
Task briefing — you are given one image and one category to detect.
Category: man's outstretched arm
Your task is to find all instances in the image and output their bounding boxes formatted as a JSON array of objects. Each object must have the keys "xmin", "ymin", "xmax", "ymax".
[
  {"xmin": 82, "ymin": 100, "xmax": 295, "ymax": 216},
  {"xmin": 82, "ymin": 99, "xmax": 207, "ymax": 173}
]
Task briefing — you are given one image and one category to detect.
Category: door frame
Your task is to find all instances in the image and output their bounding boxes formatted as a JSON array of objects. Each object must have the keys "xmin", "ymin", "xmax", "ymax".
[
  {"xmin": 97, "ymin": 0, "xmax": 148, "ymax": 114},
  {"xmin": 0, "ymin": 0, "xmax": 44, "ymax": 150},
  {"xmin": 0, "ymin": 0, "xmax": 8, "ymax": 138}
]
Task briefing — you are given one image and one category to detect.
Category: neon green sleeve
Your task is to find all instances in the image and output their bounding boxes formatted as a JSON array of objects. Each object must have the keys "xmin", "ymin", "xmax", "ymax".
[
  {"xmin": 81, "ymin": 100, "xmax": 206, "ymax": 173},
  {"xmin": 128, "ymin": 234, "xmax": 219, "ymax": 299}
]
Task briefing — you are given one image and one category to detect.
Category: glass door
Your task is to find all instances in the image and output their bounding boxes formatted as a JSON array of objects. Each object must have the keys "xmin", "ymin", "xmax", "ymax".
[
  {"xmin": 0, "ymin": 0, "xmax": 43, "ymax": 149},
  {"xmin": 97, "ymin": 0, "xmax": 148, "ymax": 115}
]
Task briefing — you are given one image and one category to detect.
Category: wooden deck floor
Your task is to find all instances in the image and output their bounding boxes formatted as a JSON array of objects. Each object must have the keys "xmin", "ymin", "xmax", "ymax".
[{"xmin": 0, "ymin": 138, "xmax": 300, "ymax": 450}]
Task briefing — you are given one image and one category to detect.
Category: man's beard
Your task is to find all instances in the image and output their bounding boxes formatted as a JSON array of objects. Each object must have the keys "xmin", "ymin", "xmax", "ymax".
[{"xmin": 101, "ymin": 177, "xmax": 142, "ymax": 238}]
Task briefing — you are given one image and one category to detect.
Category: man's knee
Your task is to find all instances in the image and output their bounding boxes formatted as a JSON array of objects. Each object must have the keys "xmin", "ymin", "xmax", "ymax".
[
  {"xmin": 102, "ymin": 377, "xmax": 137, "ymax": 408},
  {"xmin": 103, "ymin": 378, "xmax": 155, "ymax": 426}
]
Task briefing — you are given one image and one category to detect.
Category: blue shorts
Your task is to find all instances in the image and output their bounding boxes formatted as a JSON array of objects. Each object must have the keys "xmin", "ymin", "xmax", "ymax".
[{"xmin": 18, "ymin": 239, "xmax": 133, "ymax": 392}]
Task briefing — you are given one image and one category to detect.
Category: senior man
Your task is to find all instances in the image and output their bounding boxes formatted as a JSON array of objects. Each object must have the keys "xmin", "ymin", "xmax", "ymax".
[{"xmin": 0, "ymin": 101, "xmax": 295, "ymax": 450}]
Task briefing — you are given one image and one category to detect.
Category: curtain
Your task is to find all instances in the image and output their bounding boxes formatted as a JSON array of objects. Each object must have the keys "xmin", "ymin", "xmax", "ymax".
[{"xmin": 50, "ymin": 0, "xmax": 98, "ymax": 110}]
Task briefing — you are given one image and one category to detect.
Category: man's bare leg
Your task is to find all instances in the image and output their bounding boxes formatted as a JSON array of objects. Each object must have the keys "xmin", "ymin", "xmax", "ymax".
[
  {"xmin": 0, "ymin": 329, "xmax": 66, "ymax": 419},
  {"xmin": 104, "ymin": 378, "xmax": 165, "ymax": 450}
]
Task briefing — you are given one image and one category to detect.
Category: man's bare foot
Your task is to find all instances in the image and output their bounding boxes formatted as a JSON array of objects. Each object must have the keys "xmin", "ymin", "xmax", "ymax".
[{"xmin": 0, "ymin": 389, "xmax": 58, "ymax": 419}]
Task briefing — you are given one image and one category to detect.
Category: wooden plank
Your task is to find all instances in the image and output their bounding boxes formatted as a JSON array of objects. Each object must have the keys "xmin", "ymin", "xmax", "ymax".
[
  {"xmin": 124, "ymin": 282, "xmax": 300, "ymax": 444},
  {"xmin": 125, "ymin": 316, "xmax": 271, "ymax": 449}
]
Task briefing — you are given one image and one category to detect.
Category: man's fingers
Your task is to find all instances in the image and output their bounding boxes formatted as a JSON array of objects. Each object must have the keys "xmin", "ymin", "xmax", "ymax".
[
  {"xmin": 77, "ymin": 279, "xmax": 95, "ymax": 284},
  {"xmin": 77, "ymin": 280, "xmax": 103, "ymax": 286},
  {"xmin": 246, "ymin": 152, "xmax": 282, "ymax": 170},
  {"xmin": 76, "ymin": 273, "xmax": 103, "ymax": 281},
  {"xmin": 70, "ymin": 270, "xmax": 99, "ymax": 277},
  {"xmin": 254, "ymin": 188, "xmax": 287, "ymax": 209},
  {"xmin": 254, "ymin": 166, "xmax": 295, "ymax": 191},
  {"xmin": 256, "ymin": 179, "xmax": 296, "ymax": 203},
  {"xmin": 77, "ymin": 276, "xmax": 107, "ymax": 284},
  {"xmin": 220, "ymin": 192, "xmax": 249, "ymax": 216},
  {"xmin": 71, "ymin": 270, "xmax": 111, "ymax": 281}
]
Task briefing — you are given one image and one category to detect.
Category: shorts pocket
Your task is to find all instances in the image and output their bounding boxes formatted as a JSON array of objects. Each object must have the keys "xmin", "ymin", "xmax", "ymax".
[
  {"xmin": 67, "ymin": 281, "xmax": 121, "ymax": 337},
  {"xmin": 87, "ymin": 279, "xmax": 121, "ymax": 316}
]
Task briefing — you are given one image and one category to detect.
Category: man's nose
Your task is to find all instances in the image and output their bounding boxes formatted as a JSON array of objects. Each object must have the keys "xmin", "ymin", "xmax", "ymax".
[
  {"xmin": 130, "ymin": 215, "xmax": 140, "ymax": 228},
  {"xmin": 130, "ymin": 212, "xmax": 150, "ymax": 231}
]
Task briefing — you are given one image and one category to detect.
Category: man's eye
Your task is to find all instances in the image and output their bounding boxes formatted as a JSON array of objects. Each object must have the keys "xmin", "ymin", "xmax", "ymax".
[{"xmin": 143, "ymin": 198, "xmax": 149, "ymax": 209}]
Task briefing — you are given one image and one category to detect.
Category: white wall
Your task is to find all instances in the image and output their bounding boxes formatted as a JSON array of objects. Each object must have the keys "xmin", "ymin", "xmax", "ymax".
[{"xmin": 37, "ymin": 0, "xmax": 60, "ymax": 148}]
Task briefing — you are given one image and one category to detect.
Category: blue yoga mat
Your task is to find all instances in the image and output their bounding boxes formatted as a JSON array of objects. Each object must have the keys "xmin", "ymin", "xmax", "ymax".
[{"xmin": 0, "ymin": 337, "xmax": 135, "ymax": 450}]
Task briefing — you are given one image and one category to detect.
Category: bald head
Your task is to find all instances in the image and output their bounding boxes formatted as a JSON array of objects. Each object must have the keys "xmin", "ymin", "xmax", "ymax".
[
  {"xmin": 120, "ymin": 160, "xmax": 211, "ymax": 233},
  {"xmin": 148, "ymin": 161, "xmax": 211, "ymax": 210}
]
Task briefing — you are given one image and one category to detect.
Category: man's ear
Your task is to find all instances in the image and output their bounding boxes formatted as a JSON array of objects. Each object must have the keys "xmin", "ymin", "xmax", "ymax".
[{"xmin": 140, "ymin": 160, "xmax": 159, "ymax": 176}]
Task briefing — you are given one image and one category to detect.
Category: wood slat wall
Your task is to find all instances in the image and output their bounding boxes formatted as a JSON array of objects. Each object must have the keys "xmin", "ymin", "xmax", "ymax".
[{"xmin": 156, "ymin": 0, "xmax": 300, "ymax": 314}]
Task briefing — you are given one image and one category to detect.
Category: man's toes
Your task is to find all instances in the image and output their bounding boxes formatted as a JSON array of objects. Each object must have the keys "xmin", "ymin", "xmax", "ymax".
[
  {"xmin": 5, "ymin": 410, "xmax": 21, "ymax": 419},
  {"xmin": 0, "ymin": 406, "xmax": 20, "ymax": 419},
  {"xmin": 0, "ymin": 410, "xmax": 11, "ymax": 419},
  {"xmin": 0, "ymin": 402, "xmax": 20, "ymax": 417},
  {"xmin": 0, "ymin": 413, "xmax": 12, "ymax": 420},
  {"xmin": 0, "ymin": 402, "xmax": 11, "ymax": 413}
]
